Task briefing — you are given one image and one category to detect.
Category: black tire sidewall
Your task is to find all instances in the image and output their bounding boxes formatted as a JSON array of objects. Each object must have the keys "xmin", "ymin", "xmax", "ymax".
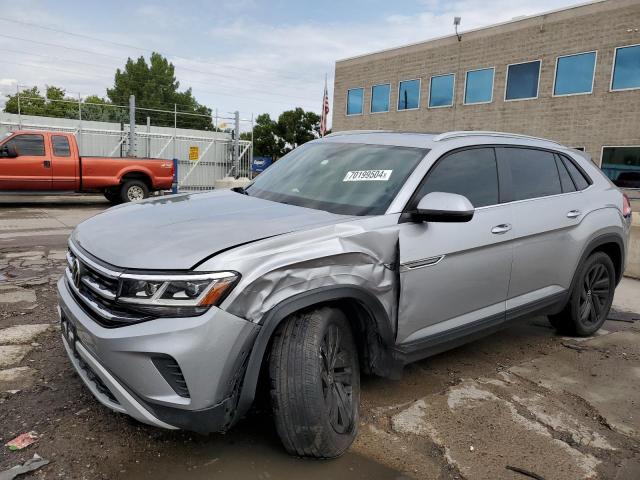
[{"xmin": 569, "ymin": 252, "xmax": 615, "ymax": 336}]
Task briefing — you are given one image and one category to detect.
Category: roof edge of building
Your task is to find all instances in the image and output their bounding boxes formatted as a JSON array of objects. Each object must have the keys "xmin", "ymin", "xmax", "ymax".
[{"xmin": 335, "ymin": 0, "xmax": 610, "ymax": 65}]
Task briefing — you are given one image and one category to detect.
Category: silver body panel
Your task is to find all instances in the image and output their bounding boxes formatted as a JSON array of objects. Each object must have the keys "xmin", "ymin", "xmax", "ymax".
[{"xmin": 57, "ymin": 130, "xmax": 631, "ymax": 431}]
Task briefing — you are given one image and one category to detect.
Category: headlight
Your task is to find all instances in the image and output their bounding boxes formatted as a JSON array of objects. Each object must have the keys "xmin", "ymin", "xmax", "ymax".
[{"xmin": 118, "ymin": 271, "xmax": 239, "ymax": 317}]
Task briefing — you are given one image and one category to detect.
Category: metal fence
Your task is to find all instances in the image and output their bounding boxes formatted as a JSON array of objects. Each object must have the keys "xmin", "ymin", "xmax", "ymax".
[{"xmin": 0, "ymin": 96, "xmax": 253, "ymax": 192}]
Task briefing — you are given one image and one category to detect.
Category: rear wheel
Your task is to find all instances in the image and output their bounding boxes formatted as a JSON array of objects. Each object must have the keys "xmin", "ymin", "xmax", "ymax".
[
  {"xmin": 548, "ymin": 252, "xmax": 615, "ymax": 336},
  {"xmin": 120, "ymin": 180, "xmax": 149, "ymax": 203},
  {"xmin": 269, "ymin": 307, "xmax": 360, "ymax": 458}
]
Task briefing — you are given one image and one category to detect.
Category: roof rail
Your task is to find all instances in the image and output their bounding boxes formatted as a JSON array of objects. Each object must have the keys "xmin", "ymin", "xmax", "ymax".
[
  {"xmin": 326, "ymin": 130, "xmax": 440, "ymax": 138},
  {"xmin": 433, "ymin": 131, "xmax": 562, "ymax": 145}
]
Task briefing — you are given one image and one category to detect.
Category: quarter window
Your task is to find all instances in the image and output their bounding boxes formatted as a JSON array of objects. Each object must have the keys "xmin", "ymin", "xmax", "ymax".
[
  {"xmin": 346, "ymin": 88, "xmax": 364, "ymax": 115},
  {"xmin": 555, "ymin": 155, "xmax": 576, "ymax": 192},
  {"xmin": 464, "ymin": 68, "xmax": 494, "ymax": 104},
  {"xmin": 601, "ymin": 146, "xmax": 640, "ymax": 189},
  {"xmin": 505, "ymin": 60, "xmax": 541, "ymax": 101},
  {"xmin": 413, "ymin": 148, "xmax": 499, "ymax": 208},
  {"xmin": 370, "ymin": 84, "xmax": 390, "ymax": 113},
  {"xmin": 5, "ymin": 134, "xmax": 45, "ymax": 156},
  {"xmin": 52, "ymin": 136, "xmax": 71, "ymax": 157},
  {"xmin": 398, "ymin": 79, "xmax": 421, "ymax": 110},
  {"xmin": 554, "ymin": 52, "xmax": 596, "ymax": 96},
  {"xmin": 429, "ymin": 74, "xmax": 455, "ymax": 108},
  {"xmin": 500, "ymin": 148, "xmax": 561, "ymax": 200},
  {"xmin": 561, "ymin": 156, "xmax": 590, "ymax": 190},
  {"xmin": 611, "ymin": 45, "xmax": 640, "ymax": 91}
]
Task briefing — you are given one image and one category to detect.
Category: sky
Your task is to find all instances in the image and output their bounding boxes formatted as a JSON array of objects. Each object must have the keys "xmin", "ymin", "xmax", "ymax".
[{"xmin": 0, "ymin": 0, "xmax": 587, "ymax": 128}]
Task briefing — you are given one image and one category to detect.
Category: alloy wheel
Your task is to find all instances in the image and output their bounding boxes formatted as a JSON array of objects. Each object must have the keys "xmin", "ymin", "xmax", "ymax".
[
  {"xmin": 320, "ymin": 324, "xmax": 354, "ymax": 434},
  {"xmin": 579, "ymin": 263, "xmax": 611, "ymax": 326},
  {"xmin": 127, "ymin": 185, "xmax": 145, "ymax": 201}
]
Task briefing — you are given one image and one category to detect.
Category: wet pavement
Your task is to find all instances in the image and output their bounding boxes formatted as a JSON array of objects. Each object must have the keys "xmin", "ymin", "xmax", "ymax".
[{"xmin": 1, "ymin": 195, "xmax": 640, "ymax": 479}]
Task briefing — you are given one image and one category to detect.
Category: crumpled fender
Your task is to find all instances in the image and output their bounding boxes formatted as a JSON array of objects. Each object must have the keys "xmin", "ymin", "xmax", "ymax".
[{"xmin": 199, "ymin": 217, "xmax": 400, "ymax": 327}]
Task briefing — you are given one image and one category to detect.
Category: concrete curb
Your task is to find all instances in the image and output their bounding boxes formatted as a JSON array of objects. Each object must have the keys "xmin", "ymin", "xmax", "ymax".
[{"xmin": 625, "ymin": 212, "xmax": 640, "ymax": 280}]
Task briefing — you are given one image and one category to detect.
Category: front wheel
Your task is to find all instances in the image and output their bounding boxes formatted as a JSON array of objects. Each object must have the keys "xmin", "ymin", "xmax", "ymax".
[
  {"xmin": 269, "ymin": 307, "xmax": 360, "ymax": 458},
  {"xmin": 549, "ymin": 251, "xmax": 615, "ymax": 336}
]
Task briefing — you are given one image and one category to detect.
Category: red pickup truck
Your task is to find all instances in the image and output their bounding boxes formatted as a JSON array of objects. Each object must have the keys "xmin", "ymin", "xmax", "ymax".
[{"xmin": 0, "ymin": 130, "xmax": 174, "ymax": 203}]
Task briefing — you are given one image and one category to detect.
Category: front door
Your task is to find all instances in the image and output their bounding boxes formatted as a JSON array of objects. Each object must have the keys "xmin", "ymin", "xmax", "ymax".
[
  {"xmin": 0, "ymin": 133, "xmax": 52, "ymax": 190},
  {"xmin": 397, "ymin": 147, "xmax": 513, "ymax": 345}
]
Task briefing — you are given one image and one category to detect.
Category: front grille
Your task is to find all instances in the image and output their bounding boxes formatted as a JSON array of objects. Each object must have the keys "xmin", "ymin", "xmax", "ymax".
[{"xmin": 66, "ymin": 247, "xmax": 151, "ymax": 328}]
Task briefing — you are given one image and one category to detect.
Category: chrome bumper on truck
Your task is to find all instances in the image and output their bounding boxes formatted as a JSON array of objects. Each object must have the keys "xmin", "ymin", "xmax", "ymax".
[{"xmin": 57, "ymin": 277, "xmax": 259, "ymax": 433}]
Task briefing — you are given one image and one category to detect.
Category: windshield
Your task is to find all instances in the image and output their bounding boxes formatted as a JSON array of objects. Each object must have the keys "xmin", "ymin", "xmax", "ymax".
[{"xmin": 245, "ymin": 142, "xmax": 428, "ymax": 215}]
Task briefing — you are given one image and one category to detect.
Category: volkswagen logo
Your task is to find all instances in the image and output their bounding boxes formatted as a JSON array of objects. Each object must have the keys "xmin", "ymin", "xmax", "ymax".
[{"xmin": 72, "ymin": 258, "xmax": 82, "ymax": 289}]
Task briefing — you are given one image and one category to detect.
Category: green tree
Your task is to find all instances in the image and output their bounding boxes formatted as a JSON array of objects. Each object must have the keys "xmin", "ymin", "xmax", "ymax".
[
  {"xmin": 107, "ymin": 52, "xmax": 212, "ymax": 130},
  {"xmin": 275, "ymin": 108, "xmax": 320, "ymax": 153},
  {"xmin": 244, "ymin": 109, "xmax": 320, "ymax": 159}
]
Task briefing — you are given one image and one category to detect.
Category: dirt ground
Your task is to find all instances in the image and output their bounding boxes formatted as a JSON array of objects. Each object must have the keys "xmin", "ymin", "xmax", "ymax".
[{"xmin": 1, "ymin": 195, "xmax": 639, "ymax": 479}]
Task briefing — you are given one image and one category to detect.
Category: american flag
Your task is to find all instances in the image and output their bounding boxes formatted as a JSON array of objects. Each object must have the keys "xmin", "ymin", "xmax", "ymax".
[{"xmin": 320, "ymin": 76, "xmax": 329, "ymax": 137}]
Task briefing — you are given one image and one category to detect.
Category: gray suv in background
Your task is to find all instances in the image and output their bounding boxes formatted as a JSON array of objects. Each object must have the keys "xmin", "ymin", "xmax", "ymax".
[{"xmin": 57, "ymin": 131, "xmax": 632, "ymax": 458}]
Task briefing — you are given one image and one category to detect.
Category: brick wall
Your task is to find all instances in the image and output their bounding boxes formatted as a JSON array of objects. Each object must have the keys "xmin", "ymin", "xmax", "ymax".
[{"xmin": 333, "ymin": 0, "xmax": 640, "ymax": 166}]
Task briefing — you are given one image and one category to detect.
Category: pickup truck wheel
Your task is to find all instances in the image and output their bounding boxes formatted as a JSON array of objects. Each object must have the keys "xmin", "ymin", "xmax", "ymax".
[
  {"xmin": 269, "ymin": 307, "xmax": 360, "ymax": 458},
  {"xmin": 548, "ymin": 252, "xmax": 615, "ymax": 336},
  {"xmin": 120, "ymin": 180, "xmax": 149, "ymax": 202},
  {"xmin": 104, "ymin": 189, "xmax": 121, "ymax": 205}
]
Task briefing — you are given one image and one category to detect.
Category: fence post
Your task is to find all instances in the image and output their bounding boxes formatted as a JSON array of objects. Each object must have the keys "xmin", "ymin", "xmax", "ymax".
[
  {"xmin": 233, "ymin": 110, "xmax": 240, "ymax": 178},
  {"xmin": 128, "ymin": 95, "xmax": 136, "ymax": 157},
  {"xmin": 16, "ymin": 85, "xmax": 21, "ymax": 129},
  {"xmin": 173, "ymin": 103, "xmax": 177, "ymax": 160},
  {"xmin": 146, "ymin": 116, "xmax": 151, "ymax": 158},
  {"xmin": 172, "ymin": 158, "xmax": 178, "ymax": 194},
  {"xmin": 78, "ymin": 93, "xmax": 83, "ymax": 154}
]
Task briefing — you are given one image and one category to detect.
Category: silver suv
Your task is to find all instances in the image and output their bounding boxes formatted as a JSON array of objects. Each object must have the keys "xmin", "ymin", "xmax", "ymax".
[{"xmin": 58, "ymin": 131, "xmax": 632, "ymax": 458}]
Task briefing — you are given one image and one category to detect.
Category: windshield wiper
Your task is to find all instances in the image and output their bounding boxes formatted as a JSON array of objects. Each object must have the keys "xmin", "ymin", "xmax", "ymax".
[{"xmin": 231, "ymin": 186, "xmax": 249, "ymax": 196}]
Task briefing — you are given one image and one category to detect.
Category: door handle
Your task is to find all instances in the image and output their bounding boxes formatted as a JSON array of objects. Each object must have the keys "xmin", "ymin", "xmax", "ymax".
[
  {"xmin": 43, "ymin": 160, "xmax": 51, "ymax": 168},
  {"xmin": 566, "ymin": 210, "xmax": 581, "ymax": 219},
  {"xmin": 491, "ymin": 223, "xmax": 512, "ymax": 234}
]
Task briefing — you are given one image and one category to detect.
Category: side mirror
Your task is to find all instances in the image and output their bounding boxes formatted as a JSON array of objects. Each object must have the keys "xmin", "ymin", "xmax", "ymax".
[
  {"xmin": 0, "ymin": 145, "xmax": 18, "ymax": 158},
  {"xmin": 412, "ymin": 192, "xmax": 475, "ymax": 223}
]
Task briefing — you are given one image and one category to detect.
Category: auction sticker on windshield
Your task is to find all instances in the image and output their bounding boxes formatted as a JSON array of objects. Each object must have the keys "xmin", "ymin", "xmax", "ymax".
[{"xmin": 343, "ymin": 170, "xmax": 392, "ymax": 182}]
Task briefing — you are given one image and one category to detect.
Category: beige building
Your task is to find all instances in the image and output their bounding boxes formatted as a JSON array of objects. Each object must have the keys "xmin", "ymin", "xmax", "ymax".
[{"xmin": 332, "ymin": 0, "xmax": 640, "ymax": 190}]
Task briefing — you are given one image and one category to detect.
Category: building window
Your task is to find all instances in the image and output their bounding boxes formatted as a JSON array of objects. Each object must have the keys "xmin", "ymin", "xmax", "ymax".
[
  {"xmin": 611, "ymin": 44, "xmax": 640, "ymax": 91},
  {"xmin": 464, "ymin": 67, "xmax": 494, "ymax": 104},
  {"xmin": 505, "ymin": 60, "xmax": 541, "ymax": 101},
  {"xmin": 429, "ymin": 74, "xmax": 455, "ymax": 108},
  {"xmin": 554, "ymin": 51, "xmax": 596, "ymax": 96},
  {"xmin": 370, "ymin": 84, "xmax": 390, "ymax": 113},
  {"xmin": 346, "ymin": 87, "xmax": 364, "ymax": 115},
  {"xmin": 398, "ymin": 79, "xmax": 421, "ymax": 110},
  {"xmin": 602, "ymin": 146, "xmax": 640, "ymax": 189}
]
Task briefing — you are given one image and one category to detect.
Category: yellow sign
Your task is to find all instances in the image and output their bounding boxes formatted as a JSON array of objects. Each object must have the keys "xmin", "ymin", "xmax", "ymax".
[{"xmin": 189, "ymin": 146, "xmax": 199, "ymax": 161}]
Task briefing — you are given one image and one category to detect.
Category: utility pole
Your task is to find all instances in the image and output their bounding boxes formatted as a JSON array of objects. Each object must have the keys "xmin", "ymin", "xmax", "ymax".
[
  {"xmin": 128, "ymin": 95, "xmax": 136, "ymax": 157},
  {"xmin": 233, "ymin": 110, "xmax": 240, "ymax": 178},
  {"xmin": 173, "ymin": 103, "xmax": 177, "ymax": 160}
]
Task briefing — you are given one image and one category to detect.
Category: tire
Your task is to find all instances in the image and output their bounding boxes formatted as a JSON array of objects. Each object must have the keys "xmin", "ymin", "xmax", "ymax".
[
  {"xmin": 548, "ymin": 251, "xmax": 615, "ymax": 336},
  {"xmin": 269, "ymin": 307, "xmax": 360, "ymax": 458},
  {"xmin": 103, "ymin": 189, "xmax": 121, "ymax": 205},
  {"xmin": 120, "ymin": 180, "xmax": 149, "ymax": 203}
]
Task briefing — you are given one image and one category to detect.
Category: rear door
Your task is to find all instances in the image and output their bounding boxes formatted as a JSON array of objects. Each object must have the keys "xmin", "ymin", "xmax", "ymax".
[
  {"xmin": 0, "ymin": 134, "xmax": 52, "ymax": 190},
  {"xmin": 50, "ymin": 135, "xmax": 79, "ymax": 190},
  {"xmin": 397, "ymin": 147, "xmax": 513, "ymax": 345},
  {"xmin": 496, "ymin": 147, "xmax": 586, "ymax": 313}
]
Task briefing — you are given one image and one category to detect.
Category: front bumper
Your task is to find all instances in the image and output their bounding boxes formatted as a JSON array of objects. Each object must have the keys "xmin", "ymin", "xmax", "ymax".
[{"xmin": 57, "ymin": 277, "xmax": 259, "ymax": 432}]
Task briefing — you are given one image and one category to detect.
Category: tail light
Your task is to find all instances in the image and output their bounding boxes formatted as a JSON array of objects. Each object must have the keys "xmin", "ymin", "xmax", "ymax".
[{"xmin": 622, "ymin": 193, "xmax": 632, "ymax": 218}]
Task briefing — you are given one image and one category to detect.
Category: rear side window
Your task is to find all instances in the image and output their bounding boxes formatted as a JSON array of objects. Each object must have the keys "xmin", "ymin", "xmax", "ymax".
[
  {"xmin": 561, "ymin": 155, "xmax": 590, "ymax": 190},
  {"xmin": 52, "ymin": 136, "xmax": 71, "ymax": 157},
  {"xmin": 5, "ymin": 134, "xmax": 45, "ymax": 156},
  {"xmin": 555, "ymin": 155, "xmax": 576, "ymax": 192},
  {"xmin": 500, "ymin": 148, "xmax": 561, "ymax": 201},
  {"xmin": 413, "ymin": 148, "xmax": 499, "ymax": 208}
]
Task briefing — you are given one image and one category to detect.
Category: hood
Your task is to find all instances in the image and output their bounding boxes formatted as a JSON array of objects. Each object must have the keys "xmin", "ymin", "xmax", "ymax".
[{"xmin": 72, "ymin": 190, "xmax": 351, "ymax": 270}]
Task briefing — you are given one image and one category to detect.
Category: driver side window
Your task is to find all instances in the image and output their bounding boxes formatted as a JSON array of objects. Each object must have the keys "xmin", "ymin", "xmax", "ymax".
[
  {"xmin": 412, "ymin": 148, "xmax": 499, "ymax": 208},
  {"xmin": 5, "ymin": 134, "xmax": 45, "ymax": 157}
]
